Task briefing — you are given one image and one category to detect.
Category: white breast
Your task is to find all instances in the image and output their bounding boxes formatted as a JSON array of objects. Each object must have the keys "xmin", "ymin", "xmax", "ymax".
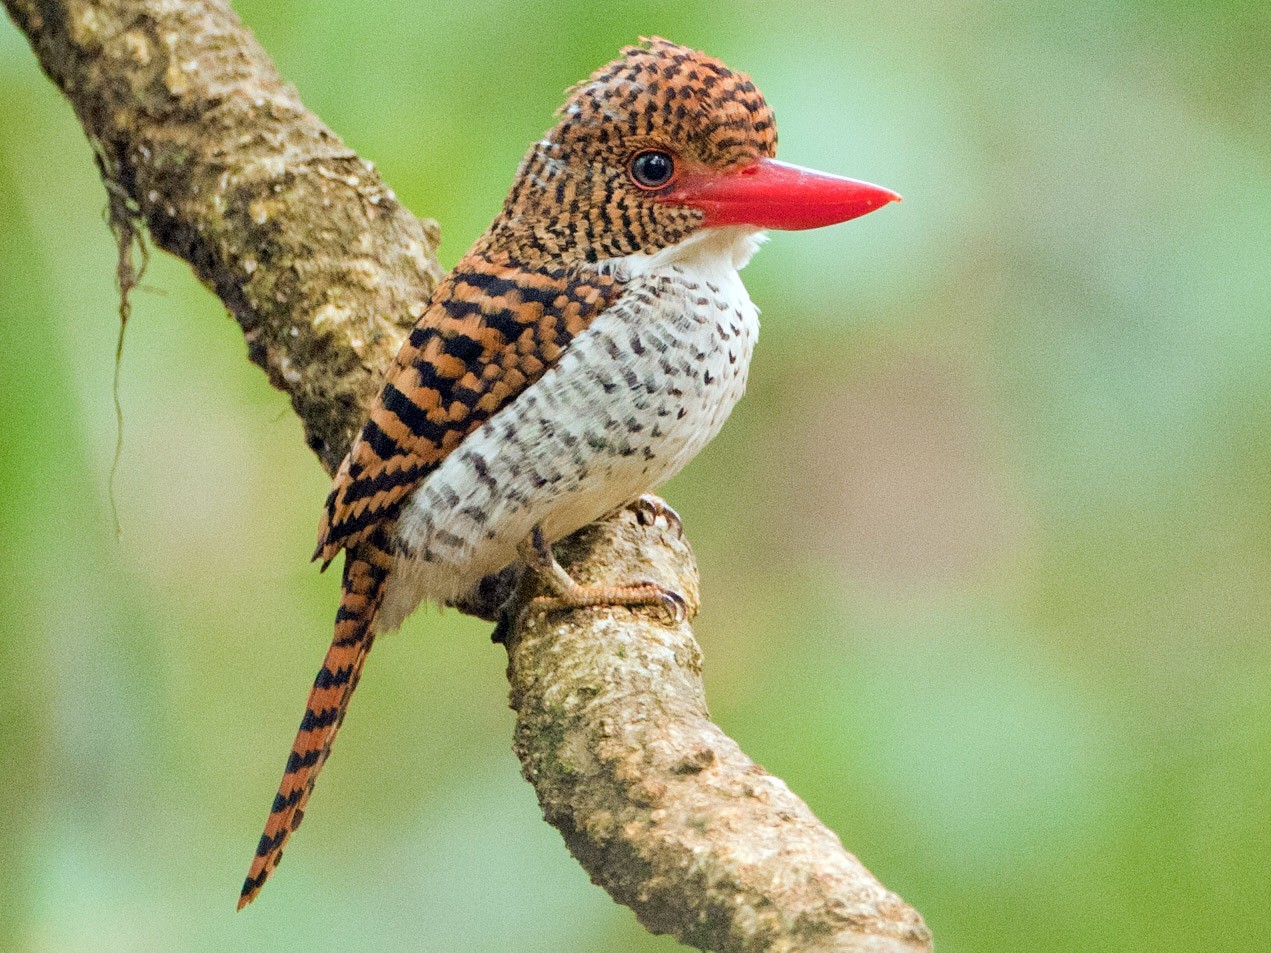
[{"xmin": 378, "ymin": 227, "xmax": 764, "ymax": 629}]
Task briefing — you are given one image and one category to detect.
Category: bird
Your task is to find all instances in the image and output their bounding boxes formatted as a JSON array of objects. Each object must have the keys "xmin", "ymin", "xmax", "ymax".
[{"xmin": 238, "ymin": 36, "xmax": 898, "ymax": 908}]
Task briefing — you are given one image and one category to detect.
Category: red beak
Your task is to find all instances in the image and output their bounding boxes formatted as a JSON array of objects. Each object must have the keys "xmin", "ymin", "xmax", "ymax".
[{"xmin": 664, "ymin": 158, "xmax": 900, "ymax": 230}]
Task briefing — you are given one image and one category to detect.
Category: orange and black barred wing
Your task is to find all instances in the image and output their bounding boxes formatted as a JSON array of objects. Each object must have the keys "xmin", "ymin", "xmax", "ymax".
[
  {"xmin": 314, "ymin": 253, "xmax": 623, "ymax": 566},
  {"xmin": 238, "ymin": 255, "xmax": 623, "ymax": 908}
]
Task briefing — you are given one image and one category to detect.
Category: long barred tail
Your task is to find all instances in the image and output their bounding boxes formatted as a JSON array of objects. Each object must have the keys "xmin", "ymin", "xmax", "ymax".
[{"xmin": 238, "ymin": 543, "xmax": 393, "ymax": 909}]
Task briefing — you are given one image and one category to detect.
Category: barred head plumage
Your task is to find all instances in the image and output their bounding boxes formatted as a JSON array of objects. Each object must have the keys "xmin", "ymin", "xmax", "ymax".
[
  {"xmin": 555, "ymin": 37, "xmax": 777, "ymax": 169},
  {"xmin": 488, "ymin": 38, "xmax": 779, "ymax": 263}
]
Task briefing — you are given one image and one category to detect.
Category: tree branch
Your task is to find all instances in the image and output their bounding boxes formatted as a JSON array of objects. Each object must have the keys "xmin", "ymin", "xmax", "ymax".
[
  {"xmin": 4, "ymin": 2, "xmax": 931, "ymax": 949},
  {"xmin": 5, "ymin": 0, "xmax": 441, "ymax": 472},
  {"xmin": 510, "ymin": 510, "xmax": 930, "ymax": 952}
]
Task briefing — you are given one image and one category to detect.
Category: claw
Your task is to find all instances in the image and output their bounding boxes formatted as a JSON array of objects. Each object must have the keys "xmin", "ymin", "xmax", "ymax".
[
  {"xmin": 632, "ymin": 494, "xmax": 684, "ymax": 538},
  {"xmin": 629, "ymin": 579, "xmax": 688, "ymax": 624},
  {"xmin": 629, "ymin": 579, "xmax": 681, "ymax": 622},
  {"xmin": 658, "ymin": 588, "xmax": 687, "ymax": 624}
]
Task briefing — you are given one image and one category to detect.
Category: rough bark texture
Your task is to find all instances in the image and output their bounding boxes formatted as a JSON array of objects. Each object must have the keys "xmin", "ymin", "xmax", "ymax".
[
  {"xmin": 5, "ymin": 0, "xmax": 441, "ymax": 473},
  {"xmin": 510, "ymin": 509, "xmax": 930, "ymax": 952},
  {"xmin": 3, "ymin": 2, "xmax": 932, "ymax": 950}
]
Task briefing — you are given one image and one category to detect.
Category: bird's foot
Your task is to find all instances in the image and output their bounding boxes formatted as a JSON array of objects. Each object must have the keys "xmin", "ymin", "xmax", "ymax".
[
  {"xmin": 517, "ymin": 526, "xmax": 686, "ymax": 625},
  {"xmin": 631, "ymin": 494, "xmax": 683, "ymax": 538}
]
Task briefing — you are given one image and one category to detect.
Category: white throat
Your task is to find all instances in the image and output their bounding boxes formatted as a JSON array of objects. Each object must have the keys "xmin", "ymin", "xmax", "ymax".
[{"xmin": 598, "ymin": 226, "xmax": 767, "ymax": 281}]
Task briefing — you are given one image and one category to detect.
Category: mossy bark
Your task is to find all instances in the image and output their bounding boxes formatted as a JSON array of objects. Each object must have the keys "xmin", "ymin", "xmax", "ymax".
[{"xmin": 6, "ymin": 0, "xmax": 441, "ymax": 472}]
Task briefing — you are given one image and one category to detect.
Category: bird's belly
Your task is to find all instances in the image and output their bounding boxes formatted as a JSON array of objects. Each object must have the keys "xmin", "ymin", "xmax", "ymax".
[{"xmin": 378, "ymin": 263, "xmax": 758, "ymax": 629}]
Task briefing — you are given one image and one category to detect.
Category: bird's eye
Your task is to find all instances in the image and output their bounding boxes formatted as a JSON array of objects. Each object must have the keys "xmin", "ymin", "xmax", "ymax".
[{"xmin": 629, "ymin": 150, "xmax": 676, "ymax": 190}]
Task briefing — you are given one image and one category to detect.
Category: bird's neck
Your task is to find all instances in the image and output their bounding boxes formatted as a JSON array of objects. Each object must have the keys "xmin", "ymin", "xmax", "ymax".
[
  {"xmin": 595, "ymin": 226, "xmax": 766, "ymax": 281},
  {"xmin": 473, "ymin": 213, "xmax": 764, "ymax": 286}
]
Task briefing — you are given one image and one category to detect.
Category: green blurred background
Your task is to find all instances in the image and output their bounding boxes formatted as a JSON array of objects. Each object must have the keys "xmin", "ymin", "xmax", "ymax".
[{"xmin": 2, "ymin": 1, "xmax": 1268, "ymax": 950}]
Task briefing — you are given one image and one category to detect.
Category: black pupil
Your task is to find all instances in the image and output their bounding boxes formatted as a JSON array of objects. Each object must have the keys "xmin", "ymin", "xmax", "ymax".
[{"xmin": 632, "ymin": 152, "xmax": 674, "ymax": 188}]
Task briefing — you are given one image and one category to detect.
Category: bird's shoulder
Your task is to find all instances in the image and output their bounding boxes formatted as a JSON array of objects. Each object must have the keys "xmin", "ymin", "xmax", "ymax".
[{"xmin": 314, "ymin": 253, "xmax": 625, "ymax": 564}]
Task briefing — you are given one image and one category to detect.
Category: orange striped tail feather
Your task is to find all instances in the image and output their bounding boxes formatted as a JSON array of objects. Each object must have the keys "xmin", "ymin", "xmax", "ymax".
[{"xmin": 237, "ymin": 542, "xmax": 392, "ymax": 909}]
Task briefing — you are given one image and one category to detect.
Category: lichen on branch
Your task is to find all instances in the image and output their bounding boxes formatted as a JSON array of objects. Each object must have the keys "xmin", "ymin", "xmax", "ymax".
[{"xmin": 6, "ymin": 0, "xmax": 441, "ymax": 471}]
